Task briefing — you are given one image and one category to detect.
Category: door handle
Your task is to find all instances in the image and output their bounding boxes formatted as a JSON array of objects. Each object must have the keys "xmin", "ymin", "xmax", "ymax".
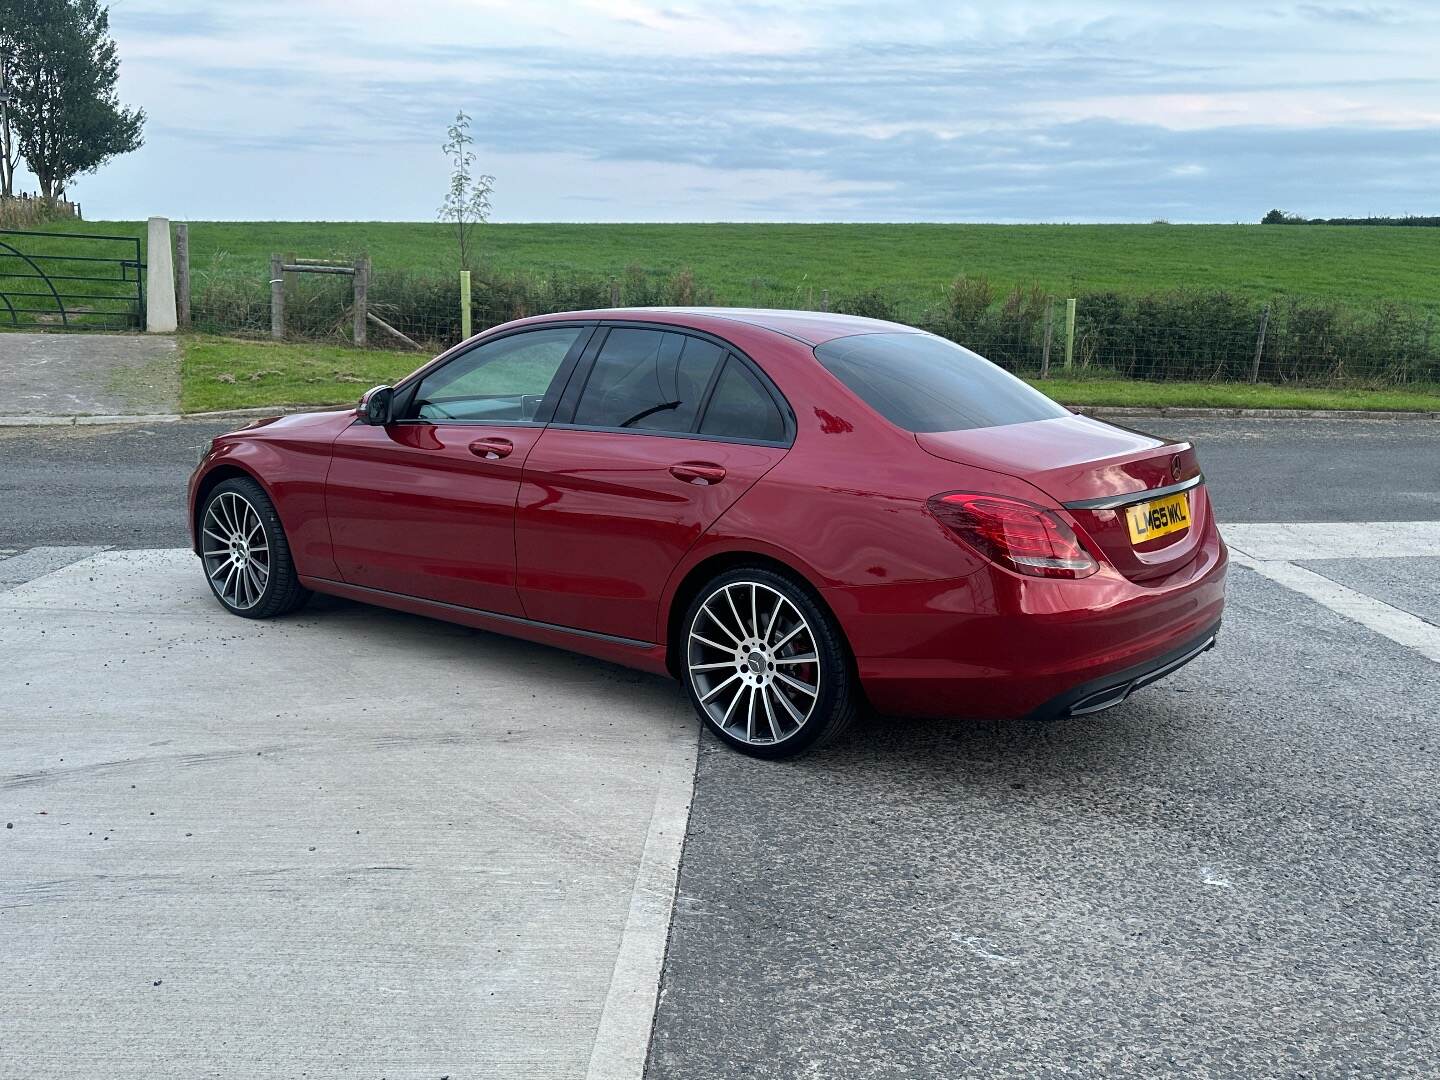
[
  {"xmin": 670, "ymin": 461, "xmax": 726, "ymax": 485},
  {"xmin": 468, "ymin": 437, "xmax": 514, "ymax": 460}
]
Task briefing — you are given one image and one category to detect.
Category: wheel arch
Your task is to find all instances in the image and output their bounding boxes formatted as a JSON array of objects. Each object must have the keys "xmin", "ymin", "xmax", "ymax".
[
  {"xmin": 662, "ymin": 549, "xmax": 849, "ymax": 679},
  {"xmin": 191, "ymin": 462, "xmax": 270, "ymax": 554}
]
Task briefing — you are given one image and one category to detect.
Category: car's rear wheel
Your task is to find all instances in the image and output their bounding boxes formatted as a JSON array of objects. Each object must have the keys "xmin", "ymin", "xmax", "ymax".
[
  {"xmin": 682, "ymin": 568, "xmax": 859, "ymax": 758},
  {"xmin": 199, "ymin": 477, "xmax": 310, "ymax": 619}
]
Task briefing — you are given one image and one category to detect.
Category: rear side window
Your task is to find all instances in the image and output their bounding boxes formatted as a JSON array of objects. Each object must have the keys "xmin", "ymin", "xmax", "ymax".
[
  {"xmin": 698, "ymin": 357, "xmax": 786, "ymax": 443},
  {"xmin": 573, "ymin": 329, "xmax": 724, "ymax": 432},
  {"xmin": 813, "ymin": 332, "xmax": 1068, "ymax": 433}
]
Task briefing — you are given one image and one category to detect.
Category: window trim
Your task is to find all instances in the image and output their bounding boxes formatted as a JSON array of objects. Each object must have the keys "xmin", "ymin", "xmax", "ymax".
[
  {"xmin": 549, "ymin": 320, "xmax": 795, "ymax": 448},
  {"xmin": 389, "ymin": 321, "xmax": 598, "ymax": 426}
]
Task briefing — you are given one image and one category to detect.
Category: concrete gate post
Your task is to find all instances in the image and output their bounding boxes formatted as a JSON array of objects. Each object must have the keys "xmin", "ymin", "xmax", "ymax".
[{"xmin": 146, "ymin": 217, "xmax": 178, "ymax": 333}]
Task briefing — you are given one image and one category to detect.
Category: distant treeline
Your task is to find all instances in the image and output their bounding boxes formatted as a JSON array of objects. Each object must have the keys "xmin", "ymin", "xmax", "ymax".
[{"xmin": 1262, "ymin": 209, "xmax": 1439, "ymax": 227}]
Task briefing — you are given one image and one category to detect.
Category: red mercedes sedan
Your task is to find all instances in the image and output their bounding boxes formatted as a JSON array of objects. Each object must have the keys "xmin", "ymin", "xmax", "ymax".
[{"xmin": 188, "ymin": 309, "xmax": 1226, "ymax": 757}]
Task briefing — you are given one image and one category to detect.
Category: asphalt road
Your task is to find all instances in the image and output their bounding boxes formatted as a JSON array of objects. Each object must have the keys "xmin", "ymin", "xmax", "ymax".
[
  {"xmin": 1, "ymin": 415, "xmax": 1437, "ymax": 551},
  {"xmin": 648, "ymin": 564, "xmax": 1440, "ymax": 1077},
  {"xmin": 4, "ymin": 412, "xmax": 1439, "ymax": 1078},
  {"xmin": 0, "ymin": 420, "xmax": 227, "ymax": 549}
]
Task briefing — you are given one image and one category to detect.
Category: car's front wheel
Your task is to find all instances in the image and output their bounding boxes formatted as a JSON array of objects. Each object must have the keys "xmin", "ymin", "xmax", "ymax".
[
  {"xmin": 199, "ymin": 476, "xmax": 310, "ymax": 619},
  {"xmin": 681, "ymin": 568, "xmax": 859, "ymax": 758}
]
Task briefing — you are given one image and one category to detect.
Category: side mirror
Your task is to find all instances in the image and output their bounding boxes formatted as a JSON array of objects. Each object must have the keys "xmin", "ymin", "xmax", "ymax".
[{"xmin": 358, "ymin": 385, "xmax": 395, "ymax": 425}]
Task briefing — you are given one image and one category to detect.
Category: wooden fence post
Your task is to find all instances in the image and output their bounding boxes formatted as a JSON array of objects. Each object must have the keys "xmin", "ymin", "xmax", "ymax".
[
  {"xmin": 353, "ymin": 256, "xmax": 370, "ymax": 346},
  {"xmin": 609, "ymin": 277, "xmax": 620, "ymax": 307},
  {"xmin": 175, "ymin": 223, "xmax": 191, "ymax": 331},
  {"xmin": 1063, "ymin": 298, "xmax": 1076, "ymax": 371},
  {"xmin": 1250, "ymin": 303, "xmax": 1271, "ymax": 383},
  {"xmin": 820, "ymin": 289, "xmax": 829, "ymax": 313},
  {"xmin": 1040, "ymin": 299, "xmax": 1054, "ymax": 379},
  {"xmin": 269, "ymin": 254, "xmax": 284, "ymax": 340},
  {"xmin": 460, "ymin": 270, "xmax": 472, "ymax": 341}
]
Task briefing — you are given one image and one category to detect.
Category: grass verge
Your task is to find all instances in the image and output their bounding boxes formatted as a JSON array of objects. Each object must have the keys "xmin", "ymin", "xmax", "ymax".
[
  {"xmin": 1030, "ymin": 377, "xmax": 1440, "ymax": 412},
  {"xmin": 180, "ymin": 336, "xmax": 1440, "ymax": 415},
  {"xmin": 181, "ymin": 336, "xmax": 424, "ymax": 412}
]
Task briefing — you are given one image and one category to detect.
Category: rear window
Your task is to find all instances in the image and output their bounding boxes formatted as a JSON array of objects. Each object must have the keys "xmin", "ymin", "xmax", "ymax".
[{"xmin": 813, "ymin": 332, "xmax": 1068, "ymax": 433}]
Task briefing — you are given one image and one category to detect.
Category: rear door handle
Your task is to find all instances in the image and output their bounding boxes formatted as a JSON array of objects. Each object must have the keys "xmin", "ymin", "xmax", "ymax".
[
  {"xmin": 469, "ymin": 437, "xmax": 514, "ymax": 460},
  {"xmin": 669, "ymin": 461, "xmax": 726, "ymax": 485}
]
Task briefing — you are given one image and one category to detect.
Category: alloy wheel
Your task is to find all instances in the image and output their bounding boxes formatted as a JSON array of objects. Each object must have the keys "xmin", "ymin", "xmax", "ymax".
[
  {"xmin": 687, "ymin": 580, "xmax": 821, "ymax": 746},
  {"xmin": 201, "ymin": 491, "xmax": 271, "ymax": 611}
]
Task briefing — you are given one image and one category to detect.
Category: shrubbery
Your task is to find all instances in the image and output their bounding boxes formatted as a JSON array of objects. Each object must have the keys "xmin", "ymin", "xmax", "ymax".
[
  {"xmin": 1263, "ymin": 209, "xmax": 1440, "ymax": 227},
  {"xmin": 189, "ymin": 266, "xmax": 1440, "ymax": 387}
]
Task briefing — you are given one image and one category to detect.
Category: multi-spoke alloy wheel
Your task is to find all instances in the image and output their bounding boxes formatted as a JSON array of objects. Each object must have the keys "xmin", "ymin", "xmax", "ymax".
[
  {"xmin": 202, "ymin": 490, "xmax": 270, "ymax": 611},
  {"xmin": 198, "ymin": 477, "xmax": 310, "ymax": 619},
  {"xmin": 683, "ymin": 569, "xmax": 859, "ymax": 758}
]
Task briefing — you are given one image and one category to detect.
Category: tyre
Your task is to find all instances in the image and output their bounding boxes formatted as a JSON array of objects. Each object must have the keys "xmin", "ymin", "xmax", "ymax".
[
  {"xmin": 681, "ymin": 567, "xmax": 859, "ymax": 759},
  {"xmin": 199, "ymin": 476, "xmax": 310, "ymax": 619}
]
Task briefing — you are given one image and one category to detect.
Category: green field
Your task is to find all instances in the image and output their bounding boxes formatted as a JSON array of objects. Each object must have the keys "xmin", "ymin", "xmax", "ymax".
[{"xmin": 25, "ymin": 220, "xmax": 1440, "ymax": 314}]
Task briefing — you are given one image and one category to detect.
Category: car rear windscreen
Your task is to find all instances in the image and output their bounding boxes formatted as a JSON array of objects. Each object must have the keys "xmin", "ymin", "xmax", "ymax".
[{"xmin": 813, "ymin": 332, "xmax": 1069, "ymax": 433}]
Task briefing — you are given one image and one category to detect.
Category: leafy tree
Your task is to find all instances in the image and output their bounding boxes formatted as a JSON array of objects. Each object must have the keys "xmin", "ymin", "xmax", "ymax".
[
  {"xmin": 5, "ymin": 0, "xmax": 144, "ymax": 199},
  {"xmin": 438, "ymin": 110, "xmax": 494, "ymax": 271}
]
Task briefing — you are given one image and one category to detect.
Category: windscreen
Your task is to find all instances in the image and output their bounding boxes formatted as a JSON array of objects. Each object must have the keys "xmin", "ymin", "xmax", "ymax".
[{"xmin": 813, "ymin": 332, "xmax": 1068, "ymax": 433}]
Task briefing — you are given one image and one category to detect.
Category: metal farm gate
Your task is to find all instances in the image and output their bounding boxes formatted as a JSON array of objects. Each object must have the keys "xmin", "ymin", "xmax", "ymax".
[{"xmin": 0, "ymin": 229, "xmax": 145, "ymax": 330}]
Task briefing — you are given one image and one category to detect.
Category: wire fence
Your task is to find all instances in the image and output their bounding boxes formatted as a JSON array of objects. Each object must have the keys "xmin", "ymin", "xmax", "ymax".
[{"xmin": 188, "ymin": 263, "xmax": 1440, "ymax": 388}]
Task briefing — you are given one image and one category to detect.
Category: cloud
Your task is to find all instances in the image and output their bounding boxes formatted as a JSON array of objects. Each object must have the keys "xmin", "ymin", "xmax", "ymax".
[
  {"xmin": 66, "ymin": 0, "xmax": 1440, "ymax": 220},
  {"xmin": 1296, "ymin": 4, "xmax": 1402, "ymax": 24},
  {"xmin": 110, "ymin": 7, "xmax": 234, "ymax": 37}
]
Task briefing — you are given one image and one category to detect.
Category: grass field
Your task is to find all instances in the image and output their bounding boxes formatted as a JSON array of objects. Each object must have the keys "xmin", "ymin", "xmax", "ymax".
[
  {"xmin": 179, "ymin": 337, "xmax": 1440, "ymax": 415},
  {"xmin": 27, "ymin": 220, "xmax": 1440, "ymax": 314}
]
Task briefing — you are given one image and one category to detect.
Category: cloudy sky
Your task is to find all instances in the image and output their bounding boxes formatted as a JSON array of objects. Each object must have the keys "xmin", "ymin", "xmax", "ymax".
[{"xmin": 35, "ymin": 0, "xmax": 1440, "ymax": 221}]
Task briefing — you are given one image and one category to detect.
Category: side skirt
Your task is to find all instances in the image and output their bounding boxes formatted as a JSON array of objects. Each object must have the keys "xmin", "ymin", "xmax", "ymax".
[{"xmin": 298, "ymin": 575, "xmax": 673, "ymax": 677}]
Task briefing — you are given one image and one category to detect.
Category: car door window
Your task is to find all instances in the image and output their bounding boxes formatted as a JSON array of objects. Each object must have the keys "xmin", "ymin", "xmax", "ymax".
[
  {"xmin": 698, "ymin": 357, "xmax": 787, "ymax": 443},
  {"xmin": 572, "ymin": 329, "xmax": 724, "ymax": 432},
  {"xmin": 405, "ymin": 326, "xmax": 586, "ymax": 422}
]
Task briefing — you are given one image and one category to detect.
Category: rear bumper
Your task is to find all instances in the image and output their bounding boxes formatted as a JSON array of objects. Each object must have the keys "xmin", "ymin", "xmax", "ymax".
[
  {"xmin": 826, "ymin": 519, "xmax": 1227, "ymax": 720},
  {"xmin": 1023, "ymin": 620, "xmax": 1219, "ymax": 721}
]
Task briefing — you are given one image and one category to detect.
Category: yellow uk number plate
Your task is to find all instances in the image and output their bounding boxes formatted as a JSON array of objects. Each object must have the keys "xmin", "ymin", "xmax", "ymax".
[{"xmin": 1125, "ymin": 492, "xmax": 1191, "ymax": 544}]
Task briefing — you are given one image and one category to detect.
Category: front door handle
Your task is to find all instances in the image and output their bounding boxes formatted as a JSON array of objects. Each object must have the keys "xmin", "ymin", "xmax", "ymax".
[
  {"xmin": 469, "ymin": 437, "xmax": 514, "ymax": 460},
  {"xmin": 670, "ymin": 461, "xmax": 726, "ymax": 485}
]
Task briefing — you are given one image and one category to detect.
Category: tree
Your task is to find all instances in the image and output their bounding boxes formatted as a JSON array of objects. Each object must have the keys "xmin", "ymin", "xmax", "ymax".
[
  {"xmin": 438, "ymin": 110, "xmax": 494, "ymax": 271},
  {"xmin": 0, "ymin": 2, "xmax": 26, "ymax": 197},
  {"xmin": 6, "ymin": 0, "xmax": 144, "ymax": 199}
]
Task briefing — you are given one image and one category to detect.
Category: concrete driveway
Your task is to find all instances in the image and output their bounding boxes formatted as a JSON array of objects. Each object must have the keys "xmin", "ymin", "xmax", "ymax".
[
  {"xmin": 0, "ymin": 332, "xmax": 179, "ymax": 419},
  {"xmin": 1, "ymin": 549, "xmax": 695, "ymax": 1080}
]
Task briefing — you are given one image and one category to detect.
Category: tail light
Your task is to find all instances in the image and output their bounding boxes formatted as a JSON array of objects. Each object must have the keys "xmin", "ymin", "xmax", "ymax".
[{"xmin": 926, "ymin": 492, "xmax": 1099, "ymax": 579}]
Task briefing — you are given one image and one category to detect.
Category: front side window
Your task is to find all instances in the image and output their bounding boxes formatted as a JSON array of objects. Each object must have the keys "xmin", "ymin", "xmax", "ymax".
[
  {"xmin": 572, "ymin": 329, "xmax": 724, "ymax": 432},
  {"xmin": 813, "ymin": 332, "xmax": 1068, "ymax": 433},
  {"xmin": 405, "ymin": 326, "xmax": 585, "ymax": 422}
]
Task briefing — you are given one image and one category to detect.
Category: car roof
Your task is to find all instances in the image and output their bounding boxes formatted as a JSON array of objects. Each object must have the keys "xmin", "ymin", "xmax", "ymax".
[{"xmin": 515, "ymin": 307, "xmax": 919, "ymax": 346}]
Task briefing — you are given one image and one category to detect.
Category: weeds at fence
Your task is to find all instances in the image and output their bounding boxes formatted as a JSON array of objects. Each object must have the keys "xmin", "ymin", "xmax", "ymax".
[
  {"xmin": 0, "ymin": 196, "xmax": 81, "ymax": 229},
  {"xmin": 187, "ymin": 265, "xmax": 1440, "ymax": 389}
]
